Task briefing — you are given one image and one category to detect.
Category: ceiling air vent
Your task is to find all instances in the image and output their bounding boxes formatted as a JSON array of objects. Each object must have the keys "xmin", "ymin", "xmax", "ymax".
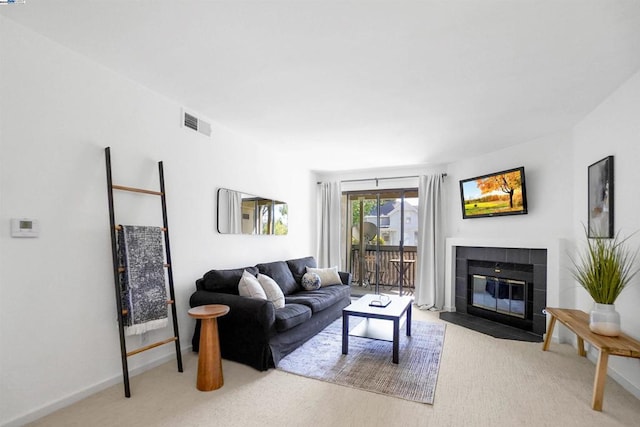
[{"xmin": 181, "ymin": 108, "xmax": 212, "ymax": 138}]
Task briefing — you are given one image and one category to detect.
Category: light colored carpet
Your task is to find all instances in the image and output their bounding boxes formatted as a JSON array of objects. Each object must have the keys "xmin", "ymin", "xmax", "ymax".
[
  {"xmin": 24, "ymin": 309, "xmax": 640, "ymax": 427},
  {"xmin": 278, "ymin": 319, "xmax": 445, "ymax": 404}
]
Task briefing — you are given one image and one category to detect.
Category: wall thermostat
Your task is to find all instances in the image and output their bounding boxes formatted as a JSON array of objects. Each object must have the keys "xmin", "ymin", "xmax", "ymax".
[{"xmin": 11, "ymin": 218, "xmax": 40, "ymax": 238}]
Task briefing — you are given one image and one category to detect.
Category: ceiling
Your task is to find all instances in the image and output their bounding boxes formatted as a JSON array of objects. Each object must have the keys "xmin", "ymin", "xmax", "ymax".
[{"xmin": 3, "ymin": 1, "xmax": 640, "ymax": 171}]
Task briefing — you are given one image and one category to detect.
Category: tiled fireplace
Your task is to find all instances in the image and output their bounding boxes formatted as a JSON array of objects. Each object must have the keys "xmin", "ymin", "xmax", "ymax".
[{"xmin": 454, "ymin": 246, "xmax": 547, "ymax": 337}]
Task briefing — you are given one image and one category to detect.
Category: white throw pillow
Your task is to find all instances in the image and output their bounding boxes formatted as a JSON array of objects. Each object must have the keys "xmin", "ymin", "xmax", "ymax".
[
  {"xmin": 257, "ymin": 273, "xmax": 285, "ymax": 309},
  {"xmin": 238, "ymin": 270, "xmax": 267, "ymax": 300},
  {"xmin": 306, "ymin": 266, "xmax": 342, "ymax": 287}
]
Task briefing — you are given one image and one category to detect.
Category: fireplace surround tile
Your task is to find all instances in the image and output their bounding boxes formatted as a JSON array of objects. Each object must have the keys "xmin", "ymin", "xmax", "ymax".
[
  {"xmin": 455, "ymin": 258, "xmax": 467, "ymax": 277},
  {"xmin": 440, "ymin": 312, "xmax": 543, "ymax": 342},
  {"xmin": 485, "ymin": 247, "xmax": 507, "ymax": 262},
  {"xmin": 506, "ymin": 248, "xmax": 531, "ymax": 264},
  {"xmin": 531, "ymin": 249, "xmax": 547, "ymax": 265},
  {"xmin": 455, "ymin": 277, "xmax": 466, "ymax": 297},
  {"xmin": 533, "ymin": 264, "xmax": 547, "ymax": 290},
  {"xmin": 533, "ymin": 289, "xmax": 547, "ymax": 314},
  {"xmin": 532, "ymin": 313, "xmax": 546, "ymax": 335},
  {"xmin": 455, "ymin": 245, "xmax": 547, "ymax": 337}
]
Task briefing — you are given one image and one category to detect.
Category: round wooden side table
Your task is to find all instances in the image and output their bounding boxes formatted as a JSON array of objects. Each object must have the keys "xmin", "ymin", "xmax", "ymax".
[{"xmin": 188, "ymin": 304, "xmax": 230, "ymax": 391}]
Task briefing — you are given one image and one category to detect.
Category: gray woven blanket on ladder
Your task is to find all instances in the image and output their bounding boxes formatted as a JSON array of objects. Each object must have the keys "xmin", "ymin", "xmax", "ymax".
[{"xmin": 117, "ymin": 225, "xmax": 168, "ymax": 336}]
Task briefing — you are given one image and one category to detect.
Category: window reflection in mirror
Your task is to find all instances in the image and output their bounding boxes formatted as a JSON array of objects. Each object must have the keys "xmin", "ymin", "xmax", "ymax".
[
  {"xmin": 217, "ymin": 188, "xmax": 288, "ymax": 235},
  {"xmin": 257, "ymin": 198, "xmax": 272, "ymax": 235},
  {"xmin": 273, "ymin": 201, "xmax": 288, "ymax": 235}
]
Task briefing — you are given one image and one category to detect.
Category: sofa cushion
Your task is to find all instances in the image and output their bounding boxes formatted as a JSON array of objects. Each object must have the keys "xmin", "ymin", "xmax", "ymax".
[
  {"xmin": 274, "ymin": 304, "xmax": 312, "ymax": 332},
  {"xmin": 257, "ymin": 273, "xmax": 285, "ymax": 309},
  {"xmin": 238, "ymin": 270, "xmax": 267, "ymax": 300},
  {"xmin": 201, "ymin": 266, "xmax": 259, "ymax": 294},
  {"xmin": 286, "ymin": 256, "xmax": 317, "ymax": 285},
  {"xmin": 256, "ymin": 261, "xmax": 299, "ymax": 295},
  {"xmin": 306, "ymin": 266, "xmax": 342, "ymax": 287},
  {"xmin": 285, "ymin": 285, "xmax": 350, "ymax": 313}
]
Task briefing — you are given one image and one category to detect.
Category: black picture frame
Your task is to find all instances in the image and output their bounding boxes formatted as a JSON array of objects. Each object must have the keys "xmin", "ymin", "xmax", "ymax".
[{"xmin": 588, "ymin": 156, "xmax": 614, "ymax": 238}]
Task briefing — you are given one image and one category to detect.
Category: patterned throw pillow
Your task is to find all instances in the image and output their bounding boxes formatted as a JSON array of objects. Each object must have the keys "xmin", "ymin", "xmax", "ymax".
[{"xmin": 301, "ymin": 272, "xmax": 321, "ymax": 290}]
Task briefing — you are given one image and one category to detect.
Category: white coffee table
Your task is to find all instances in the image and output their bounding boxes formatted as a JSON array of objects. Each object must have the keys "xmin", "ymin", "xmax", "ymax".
[{"xmin": 342, "ymin": 294, "xmax": 413, "ymax": 363}]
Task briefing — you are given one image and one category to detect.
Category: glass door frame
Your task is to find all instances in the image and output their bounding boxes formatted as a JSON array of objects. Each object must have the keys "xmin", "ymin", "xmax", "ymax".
[{"xmin": 344, "ymin": 188, "xmax": 418, "ymax": 296}]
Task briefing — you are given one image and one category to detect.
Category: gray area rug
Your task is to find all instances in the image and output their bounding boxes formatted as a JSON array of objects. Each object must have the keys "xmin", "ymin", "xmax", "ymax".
[{"xmin": 277, "ymin": 319, "xmax": 446, "ymax": 404}]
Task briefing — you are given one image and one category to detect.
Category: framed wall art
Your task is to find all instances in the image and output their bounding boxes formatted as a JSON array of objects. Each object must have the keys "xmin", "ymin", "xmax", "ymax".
[{"xmin": 587, "ymin": 156, "xmax": 614, "ymax": 238}]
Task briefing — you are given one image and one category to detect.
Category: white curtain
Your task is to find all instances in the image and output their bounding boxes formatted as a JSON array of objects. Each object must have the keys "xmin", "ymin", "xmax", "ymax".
[
  {"xmin": 317, "ymin": 181, "xmax": 342, "ymax": 268},
  {"xmin": 415, "ymin": 174, "xmax": 445, "ymax": 309},
  {"xmin": 227, "ymin": 190, "xmax": 243, "ymax": 234}
]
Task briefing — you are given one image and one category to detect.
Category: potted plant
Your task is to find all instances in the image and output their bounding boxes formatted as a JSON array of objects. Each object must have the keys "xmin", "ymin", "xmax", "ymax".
[{"xmin": 571, "ymin": 228, "xmax": 639, "ymax": 336}]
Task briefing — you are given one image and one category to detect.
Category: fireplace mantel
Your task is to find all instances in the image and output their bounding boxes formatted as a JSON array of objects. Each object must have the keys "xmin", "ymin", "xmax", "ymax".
[{"xmin": 444, "ymin": 237, "xmax": 572, "ymax": 313}]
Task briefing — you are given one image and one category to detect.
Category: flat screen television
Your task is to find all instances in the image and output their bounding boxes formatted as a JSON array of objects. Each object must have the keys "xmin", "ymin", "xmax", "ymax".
[{"xmin": 459, "ymin": 167, "xmax": 528, "ymax": 219}]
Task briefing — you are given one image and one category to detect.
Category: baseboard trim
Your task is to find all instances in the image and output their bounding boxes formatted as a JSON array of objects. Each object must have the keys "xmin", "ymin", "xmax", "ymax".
[{"xmin": 2, "ymin": 346, "xmax": 192, "ymax": 427}]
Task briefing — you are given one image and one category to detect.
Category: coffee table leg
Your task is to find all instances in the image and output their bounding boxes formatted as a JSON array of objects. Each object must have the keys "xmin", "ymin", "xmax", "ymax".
[
  {"xmin": 406, "ymin": 303, "xmax": 412, "ymax": 337},
  {"xmin": 342, "ymin": 312, "xmax": 349, "ymax": 355},
  {"xmin": 393, "ymin": 318, "xmax": 399, "ymax": 364}
]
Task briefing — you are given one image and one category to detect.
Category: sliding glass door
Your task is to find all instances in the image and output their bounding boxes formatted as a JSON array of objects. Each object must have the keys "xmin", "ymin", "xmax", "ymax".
[{"xmin": 344, "ymin": 189, "xmax": 419, "ymax": 296}]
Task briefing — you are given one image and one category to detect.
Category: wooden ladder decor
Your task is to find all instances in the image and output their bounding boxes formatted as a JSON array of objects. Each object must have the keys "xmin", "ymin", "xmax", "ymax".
[{"xmin": 104, "ymin": 146, "xmax": 183, "ymax": 397}]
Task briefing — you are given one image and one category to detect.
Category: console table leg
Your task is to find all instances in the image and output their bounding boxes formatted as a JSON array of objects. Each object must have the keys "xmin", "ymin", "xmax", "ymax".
[
  {"xmin": 542, "ymin": 315, "xmax": 556, "ymax": 351},
  {"xmin": 577, "ymin": 337, "xmax": 586, "ymax": 357},
  {"xmin": 592, "ymin": 350, "xmax": 609, "ymax": 411}
]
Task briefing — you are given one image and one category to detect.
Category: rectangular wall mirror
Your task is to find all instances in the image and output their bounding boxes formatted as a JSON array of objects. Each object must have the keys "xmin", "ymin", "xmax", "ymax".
[{"xmin": 217, "ymin": 188, "xmax": 288, "ymax": 235}]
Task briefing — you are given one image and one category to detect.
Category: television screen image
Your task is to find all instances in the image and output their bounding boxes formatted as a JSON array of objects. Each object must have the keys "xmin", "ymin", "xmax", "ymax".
[{"xmin": 459, "ymin": 167, "xmax": 528, "ymax": 219}]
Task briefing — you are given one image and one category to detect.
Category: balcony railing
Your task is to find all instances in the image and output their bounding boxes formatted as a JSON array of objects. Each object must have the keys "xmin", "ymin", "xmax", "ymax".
[{"xmin": 350, "ymin": 246, "xmax": 417, "ymax": 291}]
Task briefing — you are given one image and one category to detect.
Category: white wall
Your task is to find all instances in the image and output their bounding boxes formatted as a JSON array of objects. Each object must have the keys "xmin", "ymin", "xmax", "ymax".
[
  {"xmin": 0, "ymin": 18, "xmax": 315, "ymax": 426},
  {"xmin": 446, "ymin": 131, "xmax": 574, "ymax": 241},
  {"xmin": 573, "ymin": 70, "xmax": 640, "ymax": 396}
]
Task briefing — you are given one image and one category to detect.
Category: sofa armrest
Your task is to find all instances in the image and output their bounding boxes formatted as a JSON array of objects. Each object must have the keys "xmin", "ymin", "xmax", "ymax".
[
  {"xmin": 189, "ymin": 291, "xmax": 278, "ymax": 370},
  {"xmin": 190, "ymin": 291, "xmax": 276, "ymax": 335},
  {"xmin": 339, "ymin": 271, "xmax": 352, "ymax": 287}
]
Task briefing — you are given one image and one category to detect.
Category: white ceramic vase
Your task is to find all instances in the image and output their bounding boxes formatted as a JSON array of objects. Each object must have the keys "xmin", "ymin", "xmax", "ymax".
[{"xmin": 589, "ymin": 303, "xmax": 621, "ymax": 337}]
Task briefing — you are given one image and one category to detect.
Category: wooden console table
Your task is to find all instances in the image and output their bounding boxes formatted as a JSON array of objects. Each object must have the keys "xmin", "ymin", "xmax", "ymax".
[{"xmin": 542, "ymin": 307, "xmax": 640, "ymax": 411}]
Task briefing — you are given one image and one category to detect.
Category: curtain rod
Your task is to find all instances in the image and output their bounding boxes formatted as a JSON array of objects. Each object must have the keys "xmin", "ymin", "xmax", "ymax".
[{"xmin": 317, "ymin": 173, "xmax": 447, "ymax": 185}]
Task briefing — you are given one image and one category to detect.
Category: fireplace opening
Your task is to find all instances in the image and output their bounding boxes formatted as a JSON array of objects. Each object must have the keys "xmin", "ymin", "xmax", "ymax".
[
  {"xmin": 466, "ymin": 259, "xmax": 535, "ymax": 332},
  {"xmin": 472, "ymin": 275, "xmax": 526, "ymax": 319}
]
